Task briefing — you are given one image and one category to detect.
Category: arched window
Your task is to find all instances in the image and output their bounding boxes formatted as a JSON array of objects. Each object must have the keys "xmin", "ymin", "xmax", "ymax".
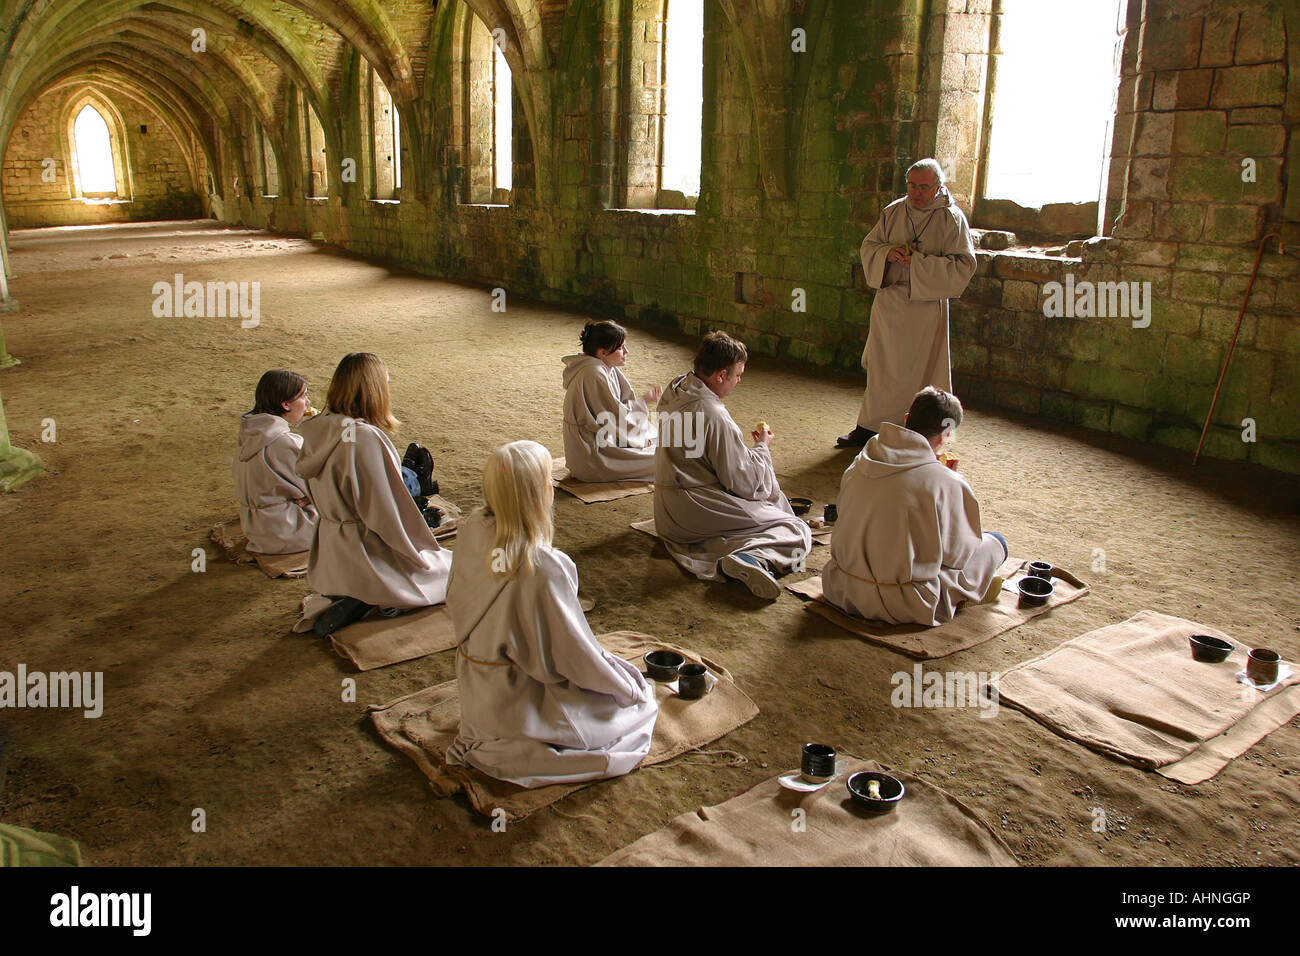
[
  {"xmin": 492, "ymin": 40, "xmax": 512, "ymax": 194},
  {"xmin": 659, "ymin": 0, "xmax": 703, "ymax": 204},
  {"xmin": 302, "ymin": 92, "xmax": 328, "ymax": 198},
  {"xmin": 370, "ymin": 68, "xmax": 401, "ymax": 199},
  {"xmin": 73, "ymin": 104, "xmax": 117, "ymax": 196}
]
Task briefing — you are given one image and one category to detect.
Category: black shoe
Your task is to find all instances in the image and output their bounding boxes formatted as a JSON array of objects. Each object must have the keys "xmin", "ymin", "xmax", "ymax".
[
  {"xmin": 313, "ymin": 596, "xmax": 373, "ymax": 637},
  {"xmin": 423, "ymin": 507, "xmax": 443, "ymax": 529},
  {"xmin": 403, "ymin": 443, "xmax": 437, "ymax": 497},
  {"xmin": 836, "ymin": 426, "xmax": 876, "ymax": 448}
]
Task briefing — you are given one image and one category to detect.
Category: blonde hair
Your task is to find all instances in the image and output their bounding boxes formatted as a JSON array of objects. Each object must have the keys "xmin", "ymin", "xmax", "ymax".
[
  {"xmin": 482, "ymin": 440, "xmax": 554, "ymax": 577},
  {"xmin": 325, "ymin": 352, "xmax": 400, "ymax": 434}
]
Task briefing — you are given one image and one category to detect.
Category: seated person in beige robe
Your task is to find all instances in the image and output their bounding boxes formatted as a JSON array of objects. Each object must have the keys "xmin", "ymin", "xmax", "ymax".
[
  {"xmin": 296, "ymin": 353, "xmax": 453, "ymax": 620},
  {"xmin": 823, "ymin": 387, "xmax": 1006, "ymax": 626},
  {"xmin": 446, "ymin": 440, "xmax": 658, "ymax": 788},
  {"xmin": 653, "ymin": 331, "xmax": 812, "ymax": 600},
  {"xmin": 561, "ymin": 320, "xmax": 662, "ymax": 482},
  {"xmin": 234, "ymin": 369, "xmax": 317, "ymax": 554}
]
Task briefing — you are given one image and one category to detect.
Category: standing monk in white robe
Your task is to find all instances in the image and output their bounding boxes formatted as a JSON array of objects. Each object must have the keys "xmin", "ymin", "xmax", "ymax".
[
  {"xmin": 296, "ymin": 353, "xmax": 452, "ymax": 621},
  {"xmin": 562, "ymin": 320, "xmax": 662, "ymax": 482},
  {"xmin": 654, "ymin": 331, "xmax": 811, "ymax": 600},
  {"xmin": 234, "ymin": 369, "xmax": 317, "ymax": 554},
  {"xmin": 447, "ymin": 440, "xmax": 658, "ymax": 788},
  {"xmin": 823, "ymin": 388, "xmax": 1006, "ymax": 626},
  {"xmin": 838, "ymin": 158, "xmax": 977, "ymax": 448}
]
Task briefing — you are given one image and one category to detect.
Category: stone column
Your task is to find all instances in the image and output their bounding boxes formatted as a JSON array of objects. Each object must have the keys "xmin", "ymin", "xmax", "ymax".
[{"xmin": 0, "ymin": 379, "xmax": 42, "ymax": 491}]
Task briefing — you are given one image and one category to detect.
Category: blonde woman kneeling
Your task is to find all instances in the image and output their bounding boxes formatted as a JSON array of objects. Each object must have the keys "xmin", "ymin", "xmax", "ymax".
[{"xmin": 446, "ymin": 440, "xmax": 659, "ymax": 788}]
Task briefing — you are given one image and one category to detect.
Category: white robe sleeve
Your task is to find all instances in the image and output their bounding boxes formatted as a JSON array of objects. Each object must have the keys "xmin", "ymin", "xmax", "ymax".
[
  {"xmin": 349, "ymin": 429, "xmax": 440, "ymax": 566},
  {"xmin": 265, "ymin": 432, "xmax": 310, "ymax": 500},
  {"xmin": 908, "ymin": 212, "xmax": 977, "ymax": 301},
  {"xmin": 707, "ymin": 412, "xmax": 780, "ymax": 503},
  {"xmin": 937, "ymin": 474, "xmax": 987, "ymax": 571},
  {"xmin": 860, "ymin": 208, "xmax": 894, "ymax": 290},
  {"xmin": 507, "ymin": 553, "xmax": 649, "ymax": 707}
]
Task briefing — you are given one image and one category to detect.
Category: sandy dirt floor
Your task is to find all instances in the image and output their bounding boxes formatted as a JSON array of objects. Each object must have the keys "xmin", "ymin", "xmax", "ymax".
[{"xmin": 0, "ymin": 219, "xmax": 1297, "ymax": 866}]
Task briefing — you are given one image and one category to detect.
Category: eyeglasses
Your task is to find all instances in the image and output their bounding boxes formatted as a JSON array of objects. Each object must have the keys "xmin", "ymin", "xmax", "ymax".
[{"xmin": 906, "ymin": 181, "xmax": 938, "ymax": 192}]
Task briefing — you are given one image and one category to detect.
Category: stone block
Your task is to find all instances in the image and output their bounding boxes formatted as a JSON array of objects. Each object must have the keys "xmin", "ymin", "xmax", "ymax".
[
  {"xmin": 1225, "ymin": 123, "xmax": 1286, "ymax": 156},
  {"xmin": 1001, "ymin": 279, "xmax": 1040, "ymax": 311},
  {"xmin": 1140, "ymin": 18, "xmax": 1204, "ymax": 71},
  {"xmin": 1234, "ymin": 7, "xmax": 1285, "ymax": 65},
  {"xmin": 1211, "ymin": 63, "xmax": 1286, "ymax": 108},
  {"xmin": 1153, "ymin": 202, "xmax": 1206, "ymax": 241},
  {"xmin": 1171, "ymin": 270, "xmax": 1221, "ymax": 304},
  {"xmin": 1111, "ymin": 405, "xmax": 1154, "ymax": 440},
  {"xmin": 1172, "ymin": 110, "xmax": 1227, "ymax": 153},
  {"xmin": 992, "ymin": 382, "xmax": 1041, "ymax": 414},
  {"xmin": 1038, "ymin": 202, "xmax": 1097, "ymax": 238},
  {"xmin": 1251, "ymin": 441, "xmax": 1300, "ymax": 475},
  {"xmin": 1204, "ymin": 203, "xmax": 1262, "ymax": 243},
  {"xmin": 1088, "ymin": 365, "xmax": 1149, "ymax": 406},
  {"xmin": 1199, "ymin": 9, "xmax": 1239, "ymax": 67},
  {"xmin": 1165, "ymin": 333, "xmax": 1224, "ymax": 384}
]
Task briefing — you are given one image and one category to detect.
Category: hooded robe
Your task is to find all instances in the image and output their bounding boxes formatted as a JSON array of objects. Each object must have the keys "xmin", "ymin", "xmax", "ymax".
[
  {"xmin": 652, "ymin": 371, "xmax": 811, "ymax": 580},
  {"xmin": 561, "ymin": 353, "xmax": 656, "ymax": 481},
  {"xmin": 233, "ymin": 412, "xmax": 318, "ymax": 554},
  {"xmin": 295, "ymin": 412, "xmax": 452, "ymax": 608},
  {"xmin": 822, "ymin": 422, "xmax": 1003, "ymax": 626},
  {"xmin": 857, "ymin": 190, "xmax": 977, "ymax": 432},
  {"xmin": 445, "ymin": 511, "xmax": 658, "ymax": 788}
]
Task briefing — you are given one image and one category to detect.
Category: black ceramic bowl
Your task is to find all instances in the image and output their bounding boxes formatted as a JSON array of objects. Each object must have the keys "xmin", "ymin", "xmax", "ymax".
[
  {"xmin": 788, "ymin": 496, "xmax": 813, "ymax": 516},
  {"xmin": 1028, "ymin": 561, "xmax": 1054, "ymax": 580},
  {"xmin": 1189, "ymin": 633, "xmax": 1233, "ymax": 663},
  {"xmin": 1017, "ymin": 576, "xmax": 1054, "ymax": 608},
  {"xmin": 847, "ymin": 772, "xmax": 905, "ymax": 814},
  {"xmin": 644, "ymin": 650, "xmax": 685, "ymax": 682}
]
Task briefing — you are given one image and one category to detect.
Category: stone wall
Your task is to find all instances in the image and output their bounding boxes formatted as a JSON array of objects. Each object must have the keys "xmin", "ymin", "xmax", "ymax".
[
  {"xmin": 2, "ymin": 86, "xmax": 204, "ymax": 228},
  {"xmin": 5, "ymin": 0, "xmax": 1295, "ymax": 472}
]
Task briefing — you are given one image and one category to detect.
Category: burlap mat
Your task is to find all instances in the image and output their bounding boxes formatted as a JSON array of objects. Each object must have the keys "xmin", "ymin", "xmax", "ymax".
[
  {"xmin": 369, "ymin": 631, "xmax": 759, "ymax": 821},
  {"xmin": 551, "ymin": 456, "xmax": 654, "ymax": 503},
  {"xmin": 209, "ymin": 518, "xmax": 308, "ymax": 579},
  {"xmin": 596, "ymin": 755, "xmax": 1017, "ymax": 867},
  {"xmin": 330, "ymin": 604, "xmax": 458, "ymax": 671},
  {"xmin": 787, "ymin": 558, "xmax": 1088, "ymax": 659},
  {"xmin": 998, "ymin": 610, "xmax": 1300, "ymax": 784}
]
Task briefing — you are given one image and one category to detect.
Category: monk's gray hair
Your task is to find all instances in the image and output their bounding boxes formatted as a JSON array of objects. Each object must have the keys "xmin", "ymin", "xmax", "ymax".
[{"xmin": 908, "ymin": 158, "xmax": 945, "ymax": 185}]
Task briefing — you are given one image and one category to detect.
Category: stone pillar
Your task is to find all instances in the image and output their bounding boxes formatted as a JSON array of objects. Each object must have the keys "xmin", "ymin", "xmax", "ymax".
[{"xmin": 0, "ymin": 379, "xmax": 42, "ymax": 491}]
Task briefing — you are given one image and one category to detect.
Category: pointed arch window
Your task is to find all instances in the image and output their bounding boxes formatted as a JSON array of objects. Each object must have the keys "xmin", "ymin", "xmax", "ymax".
[{"xmin": 73, "ymin": 105, "xmax": 117, "ymax": 195}]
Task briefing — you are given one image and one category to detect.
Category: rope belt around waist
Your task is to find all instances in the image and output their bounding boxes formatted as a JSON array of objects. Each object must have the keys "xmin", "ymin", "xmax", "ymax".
[
  {"xmin": 653, "ymin": 479, "xmax": 721, "ymax": 490},
  {"xmin": 319, "ymin": 515, "xmax": 361, "ymax": 525},
  {"xmin": 834, "ymin": 564, "xmax": 917, "ymax": 588},
  {"xmin": 458, "ymin": 643, "xmax": 512, "ymax": 667}
]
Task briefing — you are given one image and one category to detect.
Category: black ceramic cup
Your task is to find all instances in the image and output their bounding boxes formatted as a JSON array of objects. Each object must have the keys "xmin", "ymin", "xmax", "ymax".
[
  {"xmin": 677, "ymin": 663, "xmax": 708, "ymax": 699},
  {"xmin": 801, "ymin": 743, "xmax": 836, "ymax": 781},
  {"xmin": 1028, "ymin": 561, "xmax": 1053, "ymax": 579},
  {"xmin": 644, "ymin": 650, "xmax": 684, "ymax": 682},
  {"xmin": 823, "ymin": 504, "xmax": 838, "ymax": 523},
  {"xmin": 1247, "ymin": 648, "xmax": 1281, "ymax": 685}
]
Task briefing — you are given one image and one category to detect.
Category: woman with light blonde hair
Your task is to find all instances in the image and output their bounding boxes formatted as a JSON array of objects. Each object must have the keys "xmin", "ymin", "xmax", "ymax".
[
  {"xmin": 446, "ymin": 440, "xmax": 658, "ymax": 788},
  {"xmin": 296, "ymin": 353, "xmax": 452, "ymax": 634}
]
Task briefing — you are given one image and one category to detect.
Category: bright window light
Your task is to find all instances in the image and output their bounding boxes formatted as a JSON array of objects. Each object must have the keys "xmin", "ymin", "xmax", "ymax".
[
  {"xmin": 661, "ymin": 0, "xmax": 703, "ymax": 199},
  {"xmin": 983, "ymin": 0, "xmax": 1123, "ymax": 207},
  {"xmin": 74, "ymin": 104, "xmax": 116, "ymax": 194},
  {"xmin": 493, "ymin": 42, "xmax": 512, "ymax": 192}
]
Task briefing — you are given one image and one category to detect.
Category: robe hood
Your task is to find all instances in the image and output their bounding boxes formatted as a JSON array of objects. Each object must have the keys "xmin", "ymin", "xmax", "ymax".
[
  {"xmin": 658, "ymin": 370, "xmax": 718, "ymax": 415},
  {"xmin": 450, "ymin": 510, "xmax": 533, "ymax": 637},
  {"xmin": 855, "ymin": 421, "xmax": 945, "ymax": 478},
  {"xmin": 561, "ymin": 353, "xmax": 605, "ymax": 388},
  {"xmin": 237, "ymin": 412, "xmax": 293, "ymax": 462},
  {"xmin": 294, "ymin": 411, "xmax": 355, "ymax": 480}
]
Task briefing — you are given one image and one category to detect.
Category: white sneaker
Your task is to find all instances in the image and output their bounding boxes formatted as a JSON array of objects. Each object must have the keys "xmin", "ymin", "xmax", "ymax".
[{"xmin": 720, "ymin": 553, "xmax": 781, "ymax": 600}]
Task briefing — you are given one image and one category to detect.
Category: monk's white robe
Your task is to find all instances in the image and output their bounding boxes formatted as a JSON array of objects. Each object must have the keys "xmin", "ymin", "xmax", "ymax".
[
  {"xmin": 233, "ymin": 412, "xmax": 317, "ymax": 554},
  {"xmin": 446, "ymin": 511, "xmax": 658, "ymax": 788},
  {"xmin": 857, "ymin": 190, "xmax": 977, "ymax": 431},
  {"xmin": 653, "ymin": 371, "xmax": 812, "ymax": 580},
  {"xmin": 561, "ymin": 353, "xmax": 656, "ymax": 481},
  {"xmin": 295, "ymin": 412, "xmax": 452, "ymax": 608},
  {"xmin": 822, "ymin": 423, "xmax": 1003, "ymax": 626}
]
